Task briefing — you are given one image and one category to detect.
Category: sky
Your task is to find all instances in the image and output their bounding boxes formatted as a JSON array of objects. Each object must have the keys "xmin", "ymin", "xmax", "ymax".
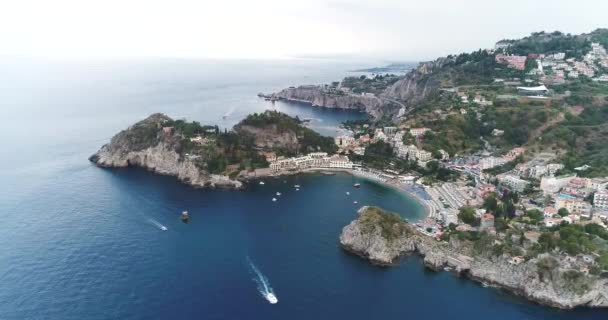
[{"xmin": 0, "ymin": 0, "xmax": 606, "ymax": 61}]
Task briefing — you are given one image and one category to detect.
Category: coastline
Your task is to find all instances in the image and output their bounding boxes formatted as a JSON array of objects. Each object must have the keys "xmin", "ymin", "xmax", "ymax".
[{"xmin": 240, "ymin": 167, "xmax": 430, "ymax": 221}]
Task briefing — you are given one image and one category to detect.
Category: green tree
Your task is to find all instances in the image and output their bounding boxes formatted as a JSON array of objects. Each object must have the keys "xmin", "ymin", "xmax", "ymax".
[
  {"xmin": 558, "ymin": 208, "xmax": 570, "ymax": 217},
  {"xmin": 458, "ymin": 207, "xmax": 478, "ymax": 225},
  {"xmin": 483, "ymin": 193, "xmax": 498, "ymax": 212}
]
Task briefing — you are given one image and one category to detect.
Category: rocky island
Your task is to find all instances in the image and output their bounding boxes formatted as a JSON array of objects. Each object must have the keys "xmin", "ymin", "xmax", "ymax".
[
  {"xmin": 340, "ymin": 206, "xmax": 608, "ymax": 309},
  {"xmin": 89, "ymin": 111, "xmax": 337, "ymax": 189}
]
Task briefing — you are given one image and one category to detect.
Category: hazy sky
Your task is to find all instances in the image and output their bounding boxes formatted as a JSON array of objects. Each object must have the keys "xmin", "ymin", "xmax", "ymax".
[{"xmin": 1, "ymin": 0, "xmax": 605, "ymax": 61}]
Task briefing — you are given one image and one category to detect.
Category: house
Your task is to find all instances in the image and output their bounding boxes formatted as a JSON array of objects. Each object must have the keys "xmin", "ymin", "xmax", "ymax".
[
  {"xmin": 509, "ymin": 256, "xmax": 525, "ymax": 265},
  {"xmin": 477, "ymin": 184, "xmax": 496, "ymax": 199},
  {"xmin": 505, "ymin": 147, "xmax": 525, "ymax": 160},
  {"xmin": 409, "ymin": 127, "xmax": 430, "ymax": 137},
  {"xmin": 495, "ymin": 54, "xmax": 527, "ymax": 70},
  {"xmin": 543, "ymin": 206, "xmax": 557, "ymax": 218},
  {"xmin": 555, "ymin": 193, "xmax": 591, "ymax": 214},
  {"xmin": 492, "ymin": 129, "xmax": 504, "ymax": 136}
]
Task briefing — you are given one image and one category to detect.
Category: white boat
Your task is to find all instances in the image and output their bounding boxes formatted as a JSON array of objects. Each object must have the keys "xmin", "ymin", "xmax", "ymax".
[
  {"xmin": 294, "ymin": 185, "xmax": 300, "ymax": 188},
  {"xmin": 353, "ymin": 201, "xmax": 358, "ymax": 204},
  {"xmin": 272, "ymin": 198, "xmax": 277, "ymax": 202},
  {"xmin": 266, "ymin": 292, "xmax": 278, "ymax": 304},
  {"xmin": 276, "ymin": 192, "xmax": 281, "ymax": 196},
  {"xmin": 259, "ymin": 181, "xmax": 265, "ymax": 185},
  {"xmin": 295, "ymin": 188, "xmax": 299, "ymax": 191},
  {"xmin": 160, "ymin": 226, "xmax": 168, "ymax": 231},
  {"xmin": 346, "ymin": 191, "xmax": 350, "ymax": 195}
]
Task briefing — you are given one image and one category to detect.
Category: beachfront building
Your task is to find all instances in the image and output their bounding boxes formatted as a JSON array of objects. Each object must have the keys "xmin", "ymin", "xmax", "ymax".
[{"xmin": 268, "ymin": 152, "xmax": 353, "ymax": 172}]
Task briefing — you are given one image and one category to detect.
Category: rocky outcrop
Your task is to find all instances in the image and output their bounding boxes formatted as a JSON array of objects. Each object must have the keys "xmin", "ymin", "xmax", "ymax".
[
  {"xmin": 381, "ymin": 58, "xmax": 448, "ymax": 106},
  {"xmin": 89, "ymin": 113, "xmax": 242, "ymax": 189},
  {"xmin": 271, "ymin": 59, "xmax": 449, "ymax": 119},
  {"xmin": 340, "ymin": 206, "xmax": 608, "ymax": 309},
  {"xmin": 234, "ymin": 124, "xmax": 299, "ymax": 154},
  {"xmin": 271, "ymin": 86, "xmax": 387, "ymax": 118}
]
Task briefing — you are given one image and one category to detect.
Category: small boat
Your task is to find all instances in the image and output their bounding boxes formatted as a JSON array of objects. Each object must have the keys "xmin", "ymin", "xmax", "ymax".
[
  {"xmin": 266, "ymin": 292, "xmax": 278, "ymax": 304},
  {"xmin": 353, "ymin": 183, "xmax": 361, "ymax": 188},
  {"xmin": 294, "ymin": 184, "xmax": 300, "ymax": 188},
  {"xmin": 295, "ymin": 188, "xmax": 299, "ymax": 191},
  {"xmin": 346, "ymin": 191, "xmax": 350, "ymax": 195},
  {"xmin": 259, "ymin": 181, "xmax": 265, "ymax": 185},
  {"xmin": 160, "ymin": 226, "xmax": 168, "ymax": 231},
  {"xmin": 276, "ymin": 192, "xmax": 281, "ymax": 196},
  {"xmin": 180, "ymin": 210, "xmax": 190, "ymax": 223},
  {"xmin": 272, "ymin": 198, "xmax": 277, "ymax": 202},
  {"xmin": 353, "ymin": 201, "xmax": 358, "ymax": 204}
]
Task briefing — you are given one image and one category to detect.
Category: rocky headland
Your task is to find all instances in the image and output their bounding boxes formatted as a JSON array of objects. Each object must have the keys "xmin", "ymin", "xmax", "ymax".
[
  {"xmin": 89, "ymin": 111, "xmax": 337, "ymax": 189},
  {"xmin": 340, "ymin": 206, "xmax": 608, "ymax": 309},
  {"xmin": 268, "ymin": 59, "xmax": 449, "ymax": 119}
]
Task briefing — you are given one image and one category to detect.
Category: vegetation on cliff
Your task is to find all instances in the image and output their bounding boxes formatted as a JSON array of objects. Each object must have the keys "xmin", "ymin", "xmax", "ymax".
[
  {"xmin": 357, "ymin": 206, "xmax": 412, "ymax": 241},
  {"xmin": 236, "ymin": 110, "xmax": 337, "ymax": 156}
]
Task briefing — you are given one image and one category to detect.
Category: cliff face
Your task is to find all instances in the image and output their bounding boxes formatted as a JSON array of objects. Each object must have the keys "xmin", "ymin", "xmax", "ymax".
[
  {"xmin": 271, "ymin": 86, "xmax": 386, "ymax": 118},
  {"xmin": 234, "ymin": 124, "xmax": 299, "ymax": 153},
  {"xmin": 89, "ymin": 113, "xmax": 242, "ymax": 189},
  {"xmin": 340, "ymin": 206, "xmax": 608, "ymax": 309},
  {"xmin": 381, "ymin": 59, "xmax": 448, "ymax": 105}
]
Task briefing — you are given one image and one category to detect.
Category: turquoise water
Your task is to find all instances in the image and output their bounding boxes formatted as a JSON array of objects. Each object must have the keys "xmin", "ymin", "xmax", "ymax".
[{"xmin": 0, "ymin": 58, "xmax": 606, "ymax": 319}]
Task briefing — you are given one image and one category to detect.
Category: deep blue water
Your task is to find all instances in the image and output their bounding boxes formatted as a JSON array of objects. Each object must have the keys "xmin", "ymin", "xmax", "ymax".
[{"xmin": 0, "ymin": 58, "xmax": 606, "ymax": 320}]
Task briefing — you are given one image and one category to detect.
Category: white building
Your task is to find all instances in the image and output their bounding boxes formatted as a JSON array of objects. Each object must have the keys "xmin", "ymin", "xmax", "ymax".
[
  {"xmin": 498, "ymin": 174, "xmax": 530, "ymax": 193},
  {"xmin": 409, "ymin": 128, "xmax": 430, "ymax": 137},
  {"xmin": 595, "ymin": 190, "xmax": 608, "ymax": 210},
  {"xmin": 540, "ymin": 175, "xmax": 575, "ymax": 195},
  {"xmin": 479, "ymin": 156, "xmax": 507, "ymax": 170},
  {"xmin": 416, "ymin": 150, "xmax": 434, "ymax": 162}
]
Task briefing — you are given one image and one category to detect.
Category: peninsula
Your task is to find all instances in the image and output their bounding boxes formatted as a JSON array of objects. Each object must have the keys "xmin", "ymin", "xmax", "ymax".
[
  {"xmin": 89, "ymin": 111, "xmax": 337, "ymax": 189},
  {"xmin": 341, "ymin": 206, "xmax": 608, "ymax": 309}
]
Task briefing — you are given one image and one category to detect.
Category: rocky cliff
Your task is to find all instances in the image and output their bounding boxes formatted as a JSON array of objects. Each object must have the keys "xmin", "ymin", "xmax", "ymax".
[
  {"xmin": 270, "ymin": 59, "xmax": 449, "ymax": 118},
  {"xmin": 381, "ymin": 58, "xmax": 448, "ymax": 105},
  {"xmin": 271, "ymin": 86, "xmax": 386, "ymax": 118},
  {"xmin": 89, "ymin": 113, "xmax": 242, "ymax": 189},
  {"xmin": 340, "ymin": 206, "xmax": 608, "ymax": 309}
]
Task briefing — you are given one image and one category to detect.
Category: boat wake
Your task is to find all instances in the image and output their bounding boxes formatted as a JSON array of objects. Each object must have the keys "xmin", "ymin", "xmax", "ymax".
[
  {"xmin": 248, "ymin": 258, "xmax": 278, "ymax": 304},
  {"xmin": 148, "ymin": 219, "xmax": 168, "ymax": 231}
]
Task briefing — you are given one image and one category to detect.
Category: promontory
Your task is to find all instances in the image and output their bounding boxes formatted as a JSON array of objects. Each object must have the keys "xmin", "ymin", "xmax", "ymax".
[
  {"xmin": 340, "ymin": 206, "xmax": 608, "ymax": 309},
  {"xmin": 89, "ymin": 111, "xmax": 337, "ymax": 188}
]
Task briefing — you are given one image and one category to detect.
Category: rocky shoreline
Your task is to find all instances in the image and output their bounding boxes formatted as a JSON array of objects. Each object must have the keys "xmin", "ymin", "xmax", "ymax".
[
  {"xmin": 90, "ymin": 142, "xmax": 244, "ymax": 190},
  {"xmin": 340, "ymin": 206, "xmax": 608, "ymax": 309}
]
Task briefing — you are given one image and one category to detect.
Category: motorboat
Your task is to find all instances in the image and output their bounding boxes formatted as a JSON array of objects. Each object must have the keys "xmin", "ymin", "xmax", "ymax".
[{"xmin": 266, "ymin": 292, "xmax": 278, "ymax": 304}]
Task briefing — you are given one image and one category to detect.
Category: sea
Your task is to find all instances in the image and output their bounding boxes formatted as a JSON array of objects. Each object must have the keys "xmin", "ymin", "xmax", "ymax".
[{"xmin": 0, "ymin": 58, "xmax": 606, "ymax": 320}]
